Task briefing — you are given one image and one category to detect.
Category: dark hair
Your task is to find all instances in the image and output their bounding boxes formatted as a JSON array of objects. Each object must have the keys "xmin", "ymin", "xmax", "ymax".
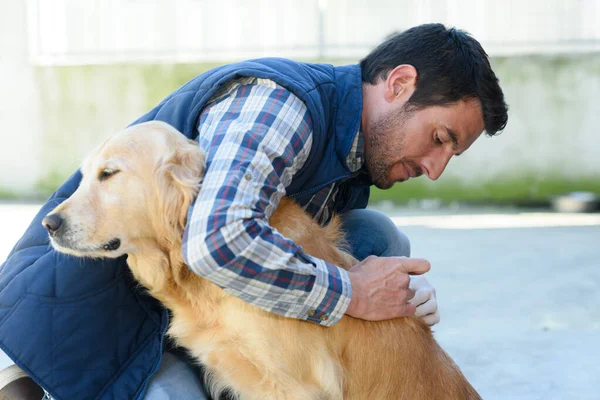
[{"xmin": 360, "ymin": 23, "xmax": 508, "ymax": 136}]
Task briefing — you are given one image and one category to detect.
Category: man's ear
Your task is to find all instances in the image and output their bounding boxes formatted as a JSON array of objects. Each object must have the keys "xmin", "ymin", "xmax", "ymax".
[{"xmin": 384, "ymin": 64, "xmax": 418, "ymax": 104}]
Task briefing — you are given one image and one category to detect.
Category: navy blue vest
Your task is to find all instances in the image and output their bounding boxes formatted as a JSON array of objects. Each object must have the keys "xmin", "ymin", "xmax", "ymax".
[{"xmin": 0, "ymin": 58, "xmax": 370, "ymax": 400}]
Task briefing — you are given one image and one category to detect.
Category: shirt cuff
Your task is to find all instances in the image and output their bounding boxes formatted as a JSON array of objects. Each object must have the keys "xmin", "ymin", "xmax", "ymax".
[{"xmin": 297, "ymin": 256, "xmax": 353, "ymax": 326}]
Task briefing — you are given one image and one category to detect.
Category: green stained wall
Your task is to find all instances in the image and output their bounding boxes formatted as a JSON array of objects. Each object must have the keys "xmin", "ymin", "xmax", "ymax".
[
  {"xmin": 32, "ymin": 63, "xmax": 220, "ymax": 196},
  {"xmin": 3, "ymin": 54, "xmax": 600, "ymax": 204}
]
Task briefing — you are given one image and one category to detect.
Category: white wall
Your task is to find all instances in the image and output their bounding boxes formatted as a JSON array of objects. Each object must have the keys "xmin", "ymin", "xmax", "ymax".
[
  {"xmin": 1, "ymin": 0, "xmax": 599, "ymax": 197},
  {"xmin": 0, "ymin": 0, "xmax": 43, "ymax": 193},
  {"xmin": 28, "ymin": 0, "xmax": 600, "ymax": 65}
]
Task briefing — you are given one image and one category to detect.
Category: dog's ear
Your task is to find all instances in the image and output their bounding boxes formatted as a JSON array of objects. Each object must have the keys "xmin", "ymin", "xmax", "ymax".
[{"xmin": 155, "ymin": 141, "xmax": 206, "ymax": 240}]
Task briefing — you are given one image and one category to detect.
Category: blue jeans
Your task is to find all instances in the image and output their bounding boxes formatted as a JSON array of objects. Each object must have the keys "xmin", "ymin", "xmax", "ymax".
[{"xmin": 144, "ymin": 208, "xmax": 410, "ymax": 399}]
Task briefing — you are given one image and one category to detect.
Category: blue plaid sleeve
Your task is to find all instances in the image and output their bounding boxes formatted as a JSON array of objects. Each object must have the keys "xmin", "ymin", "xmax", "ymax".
[{"xmin": 182, "ymin": 79, "xmax": 352, "ymax": 326}]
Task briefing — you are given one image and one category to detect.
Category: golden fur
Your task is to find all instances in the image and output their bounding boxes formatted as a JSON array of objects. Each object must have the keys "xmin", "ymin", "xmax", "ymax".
[{"xmin": 46, "ymin": 121, "xmax": 481, "ymax": 399}]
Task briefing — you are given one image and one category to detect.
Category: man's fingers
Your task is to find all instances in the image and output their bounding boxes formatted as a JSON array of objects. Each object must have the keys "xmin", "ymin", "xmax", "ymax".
[
  {"xmin": 401, "ymin": 302, "xmax": 417, "ymax": 317},
  {"xmin": 396, "ymin": 257, "xmax": 431, "ymax": 275},
  {"xmin": 406, "ymin": 288, "xmax": 416, "ymax": 302}
]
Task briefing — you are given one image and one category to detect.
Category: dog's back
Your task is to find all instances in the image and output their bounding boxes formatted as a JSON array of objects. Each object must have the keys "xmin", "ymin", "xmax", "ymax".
[
  {"xmin": 329, "ymin": 316, "xmax": 480, "ymax": 399},
  {"xmin": 273, "ymin": 198, "xmax": 481, "ymax": 399}
]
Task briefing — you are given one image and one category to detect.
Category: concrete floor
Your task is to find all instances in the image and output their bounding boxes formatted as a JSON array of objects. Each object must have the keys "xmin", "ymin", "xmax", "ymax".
[
  {"xmin": 393, "ymin": 210, "xmax": 600, "ymax": 400},
  {"xmin": 0, "ymin": 203, "xmax": 599, "ymax": 399}
]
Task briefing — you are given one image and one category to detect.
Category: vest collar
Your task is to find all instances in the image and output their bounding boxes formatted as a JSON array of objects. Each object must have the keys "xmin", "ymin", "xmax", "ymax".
[{"xmin": 332, "ymin": 64, "xmax": 364, "ymax": 171}]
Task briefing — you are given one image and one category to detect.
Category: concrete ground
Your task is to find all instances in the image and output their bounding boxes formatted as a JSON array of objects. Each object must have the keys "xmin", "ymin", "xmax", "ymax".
[{"xmin": 0, "ymin": 202, "xmax": 599, "ymax": 399}]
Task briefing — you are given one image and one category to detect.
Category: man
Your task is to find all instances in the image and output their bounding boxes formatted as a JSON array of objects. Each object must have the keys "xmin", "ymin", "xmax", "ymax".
[{"xmin": 0, "ymin": 23, "xmax": 507, "ymax": 399}]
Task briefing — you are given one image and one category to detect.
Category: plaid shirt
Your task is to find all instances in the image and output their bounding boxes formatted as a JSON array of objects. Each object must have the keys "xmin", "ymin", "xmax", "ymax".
[{"xmin": 183, "ymin": 78, "xmax": 363, "ymax": 326}]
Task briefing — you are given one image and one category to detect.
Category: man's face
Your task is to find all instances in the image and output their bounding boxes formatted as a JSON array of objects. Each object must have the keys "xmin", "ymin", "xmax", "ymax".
[{"xmin": 363, "ymin": 97, "xmax": 485, "ymax": 189}]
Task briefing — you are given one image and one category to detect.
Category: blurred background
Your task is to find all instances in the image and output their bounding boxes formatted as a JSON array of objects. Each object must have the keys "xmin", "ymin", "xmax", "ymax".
[
  {"xmin": 1, "ymin": 0, "xmax": 599, "ymax": 204},
  {"xmin": 0, "ymin": 1, "xmax": 599, "ymax": 399}
]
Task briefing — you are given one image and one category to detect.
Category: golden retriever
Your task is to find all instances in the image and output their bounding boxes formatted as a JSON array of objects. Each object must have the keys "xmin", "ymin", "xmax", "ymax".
[{"xmin": 43, "ymin": 121, "xmax": 481, "ymax": 399}]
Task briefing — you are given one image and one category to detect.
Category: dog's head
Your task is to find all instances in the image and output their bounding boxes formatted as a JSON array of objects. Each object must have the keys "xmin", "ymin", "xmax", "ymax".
[{"xmin": 43, "ymin": 121, "xmax": 205, "ymax": 259}]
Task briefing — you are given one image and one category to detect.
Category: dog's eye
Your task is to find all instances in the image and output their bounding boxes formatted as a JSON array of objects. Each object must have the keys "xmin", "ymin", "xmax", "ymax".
[{"xmin": 99, "ymin": 169, "xmax": 119, "ymax": 181}]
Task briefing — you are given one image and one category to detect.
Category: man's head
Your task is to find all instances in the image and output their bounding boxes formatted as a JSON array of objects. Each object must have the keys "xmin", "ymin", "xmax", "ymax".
[{"xmin": 360, "ymin": 23, "xmax": 508, "ymax": 189}]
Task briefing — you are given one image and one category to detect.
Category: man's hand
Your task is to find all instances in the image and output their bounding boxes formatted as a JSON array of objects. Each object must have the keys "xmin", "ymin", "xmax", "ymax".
[
  {"xmin": 345, "ymin": 256, "xmax": 430, "ymax": 321},
  {"xmin": 409, "ymin": 275, "xmax": 440, "ymax": 326}
]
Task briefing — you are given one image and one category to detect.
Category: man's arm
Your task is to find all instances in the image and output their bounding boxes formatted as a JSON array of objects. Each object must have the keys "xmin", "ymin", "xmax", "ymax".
[{"xmin": 182, "ymin": 79, "xmax": 351, "ymax": 326}]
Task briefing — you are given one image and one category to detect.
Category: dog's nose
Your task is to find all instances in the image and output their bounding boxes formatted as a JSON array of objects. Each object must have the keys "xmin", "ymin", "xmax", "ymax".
[{"xmin": 42, "ymin": 214, "xmax": 64, "ymax": 235}]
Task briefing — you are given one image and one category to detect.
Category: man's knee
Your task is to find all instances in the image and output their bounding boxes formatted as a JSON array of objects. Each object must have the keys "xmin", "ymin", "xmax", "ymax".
[
  {"xmin": 339, "ymin": 208, "xmax": 411, "ymax": 260},
  {"xmin": 385, "ymin": 226, "xmax": 411, "ymax": 258},
  {"xmin": 145, "ymin": 351, "xmax": 209, "ymax": 400}
]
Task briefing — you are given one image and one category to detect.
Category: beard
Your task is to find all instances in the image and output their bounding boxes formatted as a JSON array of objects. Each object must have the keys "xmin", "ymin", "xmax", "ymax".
[{"xmin": 363, "ymin": 104, "xmax": 414, "ymax": 189}]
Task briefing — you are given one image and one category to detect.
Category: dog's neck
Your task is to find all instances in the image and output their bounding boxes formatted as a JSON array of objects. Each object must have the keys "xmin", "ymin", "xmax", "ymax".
[
  {"xmin": 126, "ymin": 232, "xmax": 210, "ymax": 311},
  {"xmin": 125, "ymin": 184, "xmax": 224, "ymax": 313}
]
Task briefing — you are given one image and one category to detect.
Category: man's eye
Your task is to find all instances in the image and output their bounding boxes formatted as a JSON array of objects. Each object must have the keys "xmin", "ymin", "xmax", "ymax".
[
  {"xmin": 99, "ymin": 169, "xmax": 119, "ymax": 181},
  {"xmin": 434, "ymin": 133, "xmax": 443, "ymax": 145}
]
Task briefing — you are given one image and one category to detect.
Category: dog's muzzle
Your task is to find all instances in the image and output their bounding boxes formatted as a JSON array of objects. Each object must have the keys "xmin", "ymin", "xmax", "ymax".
[{"xmin": 42, "ymin": 213, "xmax": 121, "ymax": 253}]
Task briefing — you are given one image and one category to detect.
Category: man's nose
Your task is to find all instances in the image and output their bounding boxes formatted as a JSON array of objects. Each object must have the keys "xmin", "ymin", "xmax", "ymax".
[
  {"xmin": 42, "ymin": 214, "xmax": 64, "ymax": 236},
  {"xmin": 424, "ymin": 154, "xmax": 452, "ymax": 181}
]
